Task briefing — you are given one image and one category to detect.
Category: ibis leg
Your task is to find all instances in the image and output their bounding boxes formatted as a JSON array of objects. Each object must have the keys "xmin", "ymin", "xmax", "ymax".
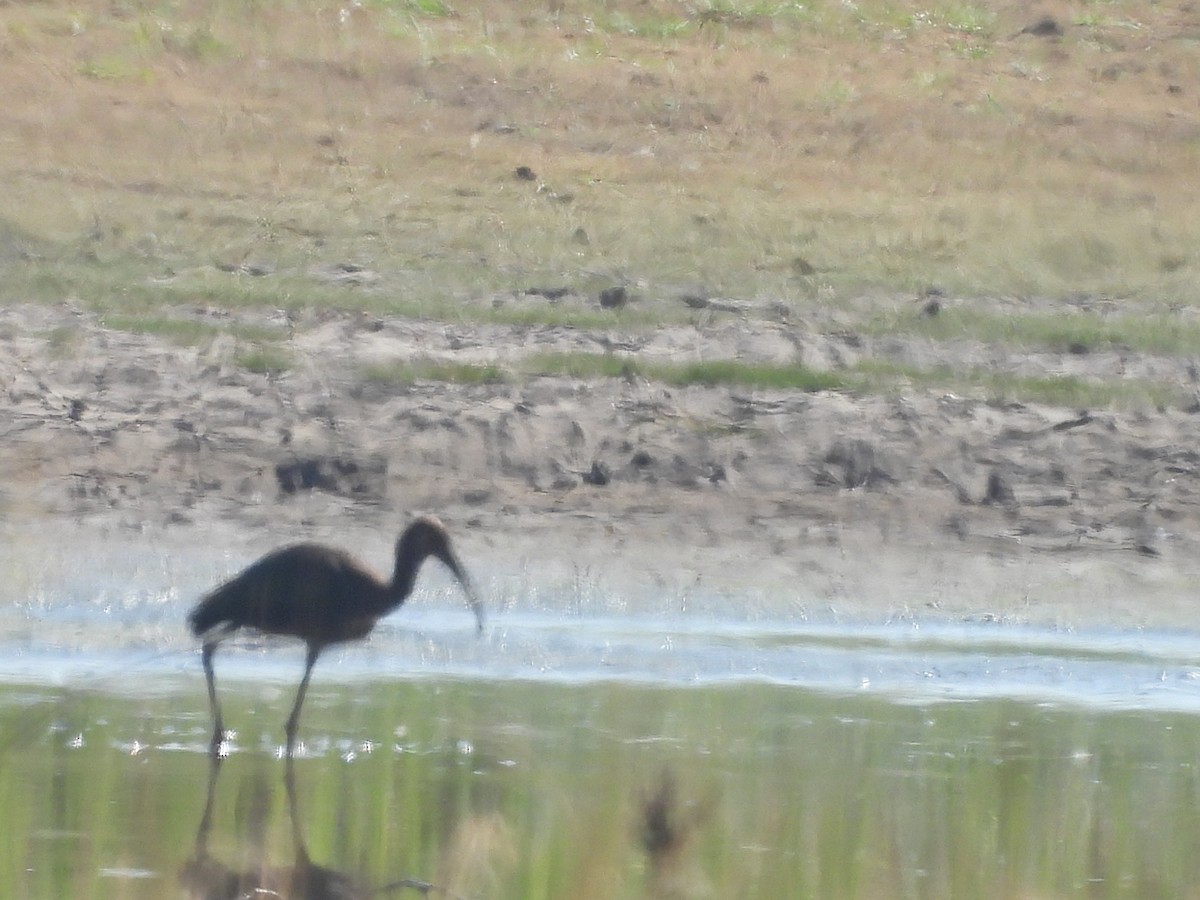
[
  {"xmin": 201, "ymin": 642, "xmax": 224, "ymax": 753},
  {"xmin": 285, "ymin": 645, "xmax": 322, "ymax": 755}
]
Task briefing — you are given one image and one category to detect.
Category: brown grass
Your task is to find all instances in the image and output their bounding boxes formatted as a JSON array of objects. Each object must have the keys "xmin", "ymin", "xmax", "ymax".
[{"xmin": 0, "ymin": 0, "xmax": 1197, "ymax": 312}]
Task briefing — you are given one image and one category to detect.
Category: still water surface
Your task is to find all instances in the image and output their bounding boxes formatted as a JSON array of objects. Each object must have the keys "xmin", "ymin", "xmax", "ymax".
[{"xmin": 3, "ymin": 532, "xmax": 1200, "ymax": 898}]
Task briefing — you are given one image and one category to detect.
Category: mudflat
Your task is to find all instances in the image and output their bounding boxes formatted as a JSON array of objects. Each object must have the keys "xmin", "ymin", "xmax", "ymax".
[{"xmin": 5, "ymin": 301, "xmax": 1199, "ymax": 629}]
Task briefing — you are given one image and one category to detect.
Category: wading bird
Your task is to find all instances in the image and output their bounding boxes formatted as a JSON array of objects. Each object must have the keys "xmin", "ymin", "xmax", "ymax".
[{"xmin": 188, "ymin": 516, "xmax": 484, "ymax": 754}]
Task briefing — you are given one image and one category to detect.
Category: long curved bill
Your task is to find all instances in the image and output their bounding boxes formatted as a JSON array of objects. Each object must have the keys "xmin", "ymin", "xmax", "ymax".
[
  {"xmin": 439, "ymin": 550, "xmax": 485, "ymax": 635},
  {"xmin": 465, "ymin": 584, "xmax": 485, "ymax": 636}
]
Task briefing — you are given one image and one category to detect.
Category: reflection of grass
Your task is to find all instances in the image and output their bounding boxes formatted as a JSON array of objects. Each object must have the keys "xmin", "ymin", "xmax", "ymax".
[{"xmin": 4, "ymin": 679, "xmax": 1200, "ymax": 898}]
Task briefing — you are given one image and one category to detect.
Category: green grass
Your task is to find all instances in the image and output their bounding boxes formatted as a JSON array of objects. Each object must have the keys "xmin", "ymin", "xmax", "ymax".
[
  {"xmin": 878, "ymin": 306, "xmax": 1200, "ymax": 357},
  {"xmin": 358, "ymin": 349, "xmax": 1185, "ymax": 410},
  {"xmin": 374, "ymin": 0, "xmax": 457, "ymax": 18},
  {"xmin": 235, "ymin": 345, "xmax": 292, "ymax": 375},
  {"xmin": 648, "ymin": 357, "xmax": 846, "ymax": 391},
  {"xmin": 363, "ymin": 352, "xmax": 851, "ymax": 392},
  {"xmin": 853, "ymin": 359, "xmax": 1185, "ymax": 410},
  {"xmin": 552, "ymin": 352, "xmax": 850, "ymax": 391},
  {"xmin": 363, "ymin": 358, "xmax": 510, "ymax": 385},
  {"xmin": 97, "ymin": 313, "xmax": 287, "ymax": 345},
  {"xmin": 522, "ymin": 352, "xmax": 641, "ymax": 381},
  {"xmin": 42, "ymin": 324, "xmax": 85, "ymax": 356}
]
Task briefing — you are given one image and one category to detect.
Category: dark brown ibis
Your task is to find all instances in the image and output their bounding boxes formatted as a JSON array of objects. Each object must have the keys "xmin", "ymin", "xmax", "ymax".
[{"xmin": 188, "ymin": 516, "xmax": 483, "ymax": 753}]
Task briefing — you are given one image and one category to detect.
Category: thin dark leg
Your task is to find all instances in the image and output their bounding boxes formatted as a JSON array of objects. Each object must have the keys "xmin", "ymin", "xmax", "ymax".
[
  {"xmin": 285, "ymin": 644, "xmax": 321, "ymax": 755},
  {"xmin": 201, "ymin": 642, "xmax": 224, "ymax": 753}
]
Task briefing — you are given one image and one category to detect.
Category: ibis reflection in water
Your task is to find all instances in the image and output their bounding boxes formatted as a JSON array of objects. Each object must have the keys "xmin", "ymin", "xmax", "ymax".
[
  {"xmin": 188, "ymin": 516, "xmax": 484, "ymax": 753},
  {"xmin": 178, "ymin": 754, "xmax": 474, "ymax": 900}
]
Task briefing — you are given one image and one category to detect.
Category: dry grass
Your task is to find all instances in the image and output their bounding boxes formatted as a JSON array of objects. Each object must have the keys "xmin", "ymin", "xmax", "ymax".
[{"xmin": 1, "ymin": 0, "xmax": 1197, "ymax": 324}]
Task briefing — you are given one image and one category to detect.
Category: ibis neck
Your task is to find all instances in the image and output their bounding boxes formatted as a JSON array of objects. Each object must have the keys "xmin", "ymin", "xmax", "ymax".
[{"xmin": 388, "ymin": 551, "xmax": 422, "ymax": 607}]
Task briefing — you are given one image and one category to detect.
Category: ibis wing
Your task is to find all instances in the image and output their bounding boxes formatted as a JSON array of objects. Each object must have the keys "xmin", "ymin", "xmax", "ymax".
[{"xmin": 189, "ymin": 544, "xmax": 388, "ymax": 643}]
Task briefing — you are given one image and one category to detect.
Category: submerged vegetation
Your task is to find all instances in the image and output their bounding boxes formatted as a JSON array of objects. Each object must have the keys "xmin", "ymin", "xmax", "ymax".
[{"xmin": 5, "ymin": 677, "xmax": 1200, "ymax": 899}]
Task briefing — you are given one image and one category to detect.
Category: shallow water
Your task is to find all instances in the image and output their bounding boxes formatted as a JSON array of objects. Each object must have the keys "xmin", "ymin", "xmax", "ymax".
[{"xmin": 4, "ymin": 529, "xmax": 1200, "ymax": 898}]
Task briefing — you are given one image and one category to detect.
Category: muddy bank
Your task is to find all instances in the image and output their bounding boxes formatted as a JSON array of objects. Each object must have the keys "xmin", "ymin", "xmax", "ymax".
[{"xmin": 3, "ymin": 302, "xmax": 1200, "ymax": 629}]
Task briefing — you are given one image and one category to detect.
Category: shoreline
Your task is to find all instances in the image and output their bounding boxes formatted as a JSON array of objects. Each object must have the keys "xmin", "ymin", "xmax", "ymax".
[{"xmin": 4, "ymin": 302, "xmax": 1199, "ymax": 631}]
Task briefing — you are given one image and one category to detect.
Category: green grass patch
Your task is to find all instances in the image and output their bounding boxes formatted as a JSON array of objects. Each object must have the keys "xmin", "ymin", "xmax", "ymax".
[
  {"xmin": 481, "ymin": 302, "xmax": 678, "ymax": 330},
  {"xmin": 42, "ymin": 324, "xmax": 85, "ymax": 357},
  {"xmin": 361, "ymin": 352, "xmax": 850, "ymax": 391},
  {"xmin": 653, "ymin": 357, "xmax": 846, "ymax": 390},
  {"xmin": 235, "ymin": 344, "xmax": 292, "ymax": 375},
  {"xmin": 522, "ymin": 352, "xmax": 638, "ymax": 380},
  {"xmin": 358, "ymin": 350, "xmax": 1181, "ymax": 410},
  {"xmin": 877, "ymin": 306, "xmax": 1200, "ymax": 357},
  {"xmin": 853, "ymin": 359, "xmax": 1185, "ymax": 410},
  {"xmin": 363, "ymin": 358, "xmax": 510, "ymax": 385},
  {"xmin": 524, "ymin": 352, "xmax": 850, "ymax": 391},
  {"xmin": 77, "ymin": 55, "xmax": 154, "ymax": 82},
  {"xmin": 97, "ymin": 313, "xmax": 287, "ymax": 346},
  {"xmin": 374, "ymin": 0, "xmax": 457, "ymax": 17}
]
